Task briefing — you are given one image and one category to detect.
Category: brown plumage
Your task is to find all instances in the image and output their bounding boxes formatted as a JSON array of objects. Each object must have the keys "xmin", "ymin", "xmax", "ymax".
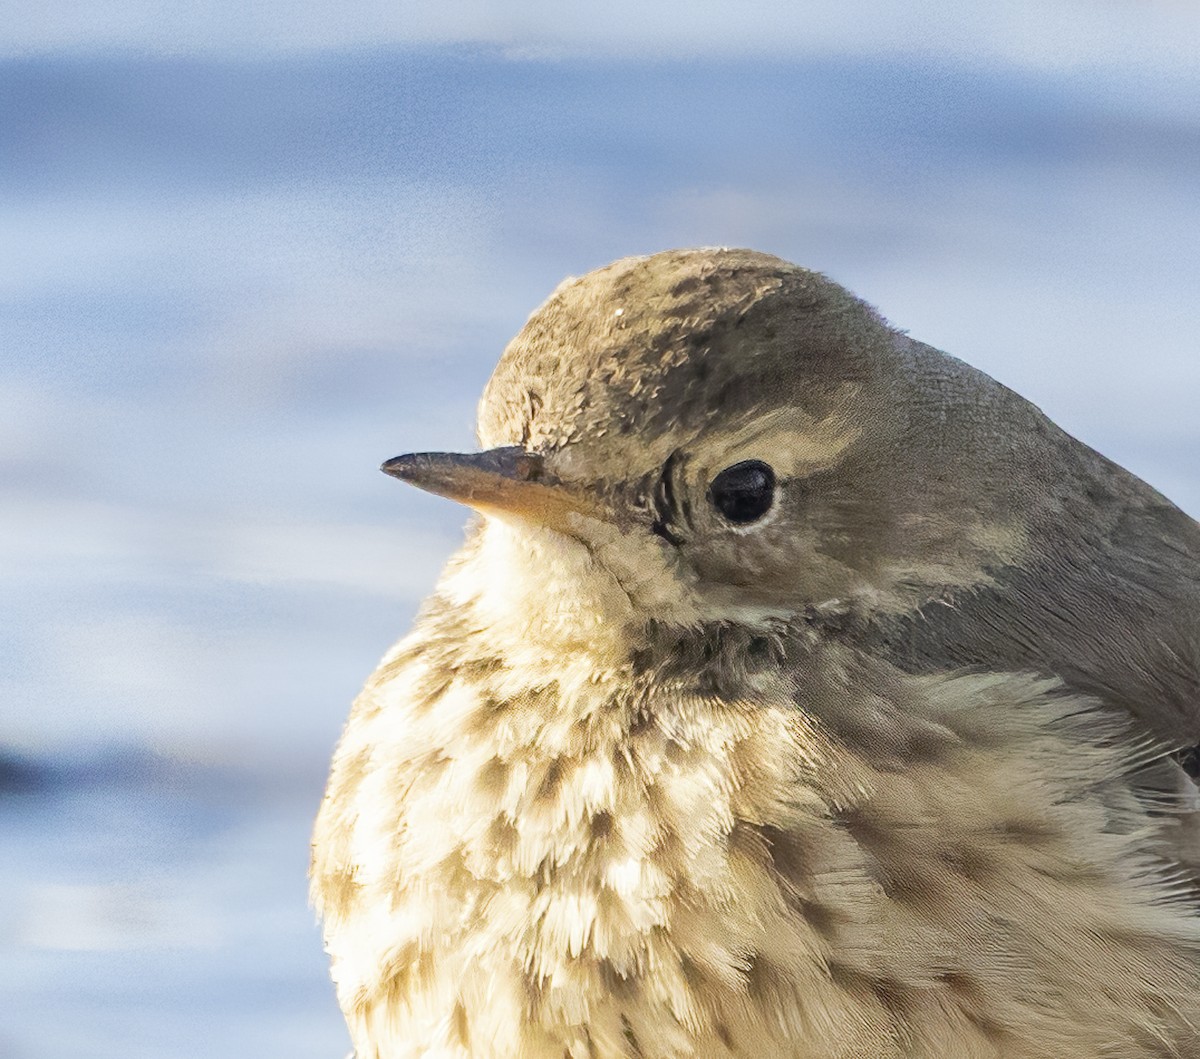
[{"xmin": 312, "ymin": 248, "xmax": 1200, "ymax": 1057}]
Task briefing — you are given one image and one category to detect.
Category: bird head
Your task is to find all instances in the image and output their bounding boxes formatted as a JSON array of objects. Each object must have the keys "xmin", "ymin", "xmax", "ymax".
[{"xmin": 384, "ymin": 249, "xmax": 1053, "ymax": 638}]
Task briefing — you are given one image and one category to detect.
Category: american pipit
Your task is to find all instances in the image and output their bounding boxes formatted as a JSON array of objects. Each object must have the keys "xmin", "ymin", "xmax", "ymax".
[{"xmin": 313, "ymin": 249, "xmax": 1200, "ymax": 1058}]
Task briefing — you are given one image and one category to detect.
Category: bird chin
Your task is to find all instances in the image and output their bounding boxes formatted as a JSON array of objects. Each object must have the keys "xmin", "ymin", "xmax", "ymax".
[{"xmin": 436, "ymin": 515, "xmax": 708, "ymax": 654}]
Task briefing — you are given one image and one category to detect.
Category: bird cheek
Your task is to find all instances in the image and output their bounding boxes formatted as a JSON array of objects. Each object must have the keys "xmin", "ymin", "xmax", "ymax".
[
  {"xmin": 579, "ymin": 523, "xmax": 703, "ymax": 628},
  {"xmin": 684, "ymin": 538, "xmax": 768, "ymax": 601}
]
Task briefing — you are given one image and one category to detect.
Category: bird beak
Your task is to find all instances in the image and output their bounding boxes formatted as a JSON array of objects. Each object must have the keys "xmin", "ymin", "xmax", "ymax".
[{"xmin": 381, "ymin": 446, "xmax": 605, "ymax": 529}]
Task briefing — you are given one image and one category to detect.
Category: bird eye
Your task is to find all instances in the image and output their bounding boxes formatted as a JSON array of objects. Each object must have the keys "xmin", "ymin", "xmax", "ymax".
[{"xmin": 707, "ymin": 460, "xmax": 776, "ymax": 525}]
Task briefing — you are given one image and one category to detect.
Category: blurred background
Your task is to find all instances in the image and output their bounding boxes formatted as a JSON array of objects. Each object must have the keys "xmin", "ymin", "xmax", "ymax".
[{"xmin": 2, "ymin": 1, "xmax": 1198, "ymax": 1055}]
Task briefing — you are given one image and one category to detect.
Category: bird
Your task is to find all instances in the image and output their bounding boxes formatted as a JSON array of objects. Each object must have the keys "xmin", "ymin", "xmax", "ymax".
[{"xmin": 311, "ymin": 248, "xmax": 1200, "ymax": 1058}]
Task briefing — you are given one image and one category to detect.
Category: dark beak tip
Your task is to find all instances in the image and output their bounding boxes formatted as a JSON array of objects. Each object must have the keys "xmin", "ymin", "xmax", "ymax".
[{"xmin": 380, "ymin": 454, "xmax": 417, "ymax": 480}]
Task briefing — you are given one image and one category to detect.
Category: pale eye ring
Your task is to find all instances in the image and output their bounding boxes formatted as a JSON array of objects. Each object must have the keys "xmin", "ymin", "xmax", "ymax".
[{"xmin": 707, "ymin": 460, "xmax": 776, "ymax": 524}]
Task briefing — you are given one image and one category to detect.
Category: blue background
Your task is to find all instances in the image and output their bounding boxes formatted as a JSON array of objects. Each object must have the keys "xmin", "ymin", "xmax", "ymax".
[{"xmin": 2, "ymin": 5, "xmax": 1198, "ymax": 1056}]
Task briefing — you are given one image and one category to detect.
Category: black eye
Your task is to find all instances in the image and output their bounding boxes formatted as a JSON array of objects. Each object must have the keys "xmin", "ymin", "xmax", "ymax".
[{"xmin": 707, "ymin": 460, "xmax": 776, "ymax": 525}]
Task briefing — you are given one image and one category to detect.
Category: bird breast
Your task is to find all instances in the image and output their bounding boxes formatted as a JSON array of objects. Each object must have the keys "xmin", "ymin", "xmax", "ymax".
[{"xmin": 312, "ymin": 565, "xmax": 1200, "ymax": 1058}]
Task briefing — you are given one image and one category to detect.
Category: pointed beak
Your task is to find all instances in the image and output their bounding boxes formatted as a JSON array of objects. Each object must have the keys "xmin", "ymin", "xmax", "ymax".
[{"xmin": 381, "ymin": 446, "xmax": 605, "ymax": 529}]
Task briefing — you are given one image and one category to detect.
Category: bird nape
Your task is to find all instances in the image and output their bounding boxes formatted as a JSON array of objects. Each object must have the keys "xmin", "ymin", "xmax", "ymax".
[{"xmin": 312, "ymin": 248, "xmax": 1200, "ymax": 1059}]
